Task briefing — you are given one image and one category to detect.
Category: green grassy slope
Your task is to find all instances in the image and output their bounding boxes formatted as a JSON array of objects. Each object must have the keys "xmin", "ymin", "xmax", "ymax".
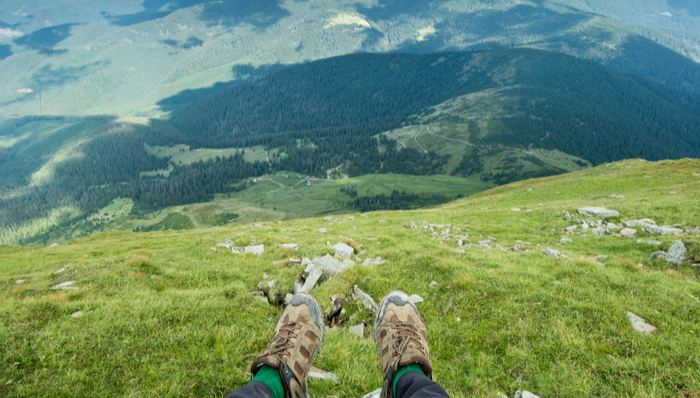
[
  {"xmin": 1, "ymin": 159, "xmax": 698, "ymax": 397},
  {"xmin": 2, "ymin": 0, "xmax": 700, "ymax": 118}
]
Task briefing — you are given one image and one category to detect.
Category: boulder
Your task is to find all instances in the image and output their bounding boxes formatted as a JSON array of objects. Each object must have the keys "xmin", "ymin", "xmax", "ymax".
[
  {"xmin": 352, "ymin": 285, "xmax": 379, "ymax": 314},
  {"xmin": 667, "ymin": 240, "xmax": 686, "ymax": 265},
  {"xmin": 627, "ymin": 311, "xmax": 657, "ymax": 334},
  {"xmin": 620, "ymin": 228, "xmax": 637, "ymax": 238},
  {"xmin": 578, "ymin": 207, "xmax": 619, "ymax": 218},
  {"xmin": 645, "ymin": 225, "xmax": 684, "ymax": 236},
  {"xmin": 332, "ymin": 243, "xmax": 355, "ymax": 259}
]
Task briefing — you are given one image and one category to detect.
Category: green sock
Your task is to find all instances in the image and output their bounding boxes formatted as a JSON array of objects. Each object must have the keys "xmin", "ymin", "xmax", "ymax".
[
  {"xmin": 252, "ymin": 365, "xmax": 284, "ymax": 398},
  {"xmin": 393, "ymin": 363, "xmax": 426, "ymax": 396}
]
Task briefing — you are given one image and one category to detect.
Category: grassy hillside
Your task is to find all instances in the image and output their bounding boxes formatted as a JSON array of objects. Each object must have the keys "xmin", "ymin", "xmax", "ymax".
[
  {"xmin": 2, "ymin": 0, "xmax": 700, "ymax": 118},
  {"xmin": 1, "ymin": 159, "xmax": 698, "ymax": 397}
]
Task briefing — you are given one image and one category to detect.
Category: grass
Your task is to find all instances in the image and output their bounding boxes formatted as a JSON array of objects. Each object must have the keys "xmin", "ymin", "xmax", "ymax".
[{"xmin": 1, "ymin": 159, "xmax": 699, "ymax": 397}]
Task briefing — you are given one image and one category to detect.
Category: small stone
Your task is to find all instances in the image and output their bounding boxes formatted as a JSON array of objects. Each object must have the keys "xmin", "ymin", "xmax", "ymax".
[
  {"xmin": 324, "ymin": 217, "xmax": 333, "ymax": 221},
  {"xmin": 348, "ymin": 323, "xmax": 365, "ymax": 338},
  {"xmin": 308, "ymin": 365, "xmax": 339, "ymax": 383},
  {"xmin": 511, "ymin": 208, "xmax": 521, "ymax": 212},
  {"xmin": 564, "ymin": 212, "xmax": 572, "ymax": 221},
  {"xmin": 409, "ymin": 221, "xmax": 417, "ymax": 229},
  {"xmin": 429, "ymin": 281, "xmax": 438, "ymax": 288},
  {"xmin": 495, "ymin": 394, "xmax": 508, "ymax": 398},
  {"xmin": 620, "ymin": 228, "xmax": 637, "ymax": 238},
  {"xmin": 217, "ymin": 238, "xmax": 234, "ymax": 249},
  {"xmin": 289, "ymin": 258, "xmax": 302, "ymax": 264},
  {"xmin": 319, "ymin": 228, "xmax": 328, "ymax": 234},
  {"xmin": 352, "ymin": 285, "xmax": 379, "ymax": 314},
  {"xmin": 284, "ymin": 293, "xmax": 294, "ymax": 305},
  {"xmin": 49, "ymin": 243, "xmax": 60, "ymax": 248},
  {"xmin": 516, "ymin": 391, "xmax": 542, "ymax": 398},
  {"xmin": 645, "ymin": 225, "xmax": 684, "ymax": 236},
  {"xmin": 15, "ymin": 280, "xmax": 25, "ymax": 284},
  {"xmin": 610, "ymin": 194, "xmax": 625, "ymax": 199},
  {"xmin": 456, "ymin": 317, "xmax": 461, "ymax": 322},
  {"xmin": 71, "ymin": 311, "xmax": 83, "ymax": 318},
  {"xmin": 379, "ymin": 220, "xmax": 386, "ymax": 223},
  {"xmin": 244, "ymin": 245, "xmax": 265, "ymax": 256},
  {"xmin": 55, "ymin": 268, "xmax": 66, "ymax": 274},
  {"xmin": 578, "ymin": 207, "xmax": 620, "ymax": 218},
  {"xmin": 300, "ymin": 268, "xmax": 323, "ymax": 293},
  {"xmin": 545, "ymin": 248, "xmax": 566, "ymax": 259},
  {"xmin": 252, "ymin": 223, "xmax": 263, "ymax": 228},
  {"xmin": 592, "ymin": 255, "xmax": 608, "ymax": 263},
  {"xmin": 560, "ymin": 238, "xmax": 573, "ymax": 244},
  {"xmin": 362, "ymin": 257, "xmax": 386, "ymax": 266},
  {"xmin": 607, "ymin": 223, "xmax": 622, "ymax": 231},
  {"xmin": 667, "ymin": 240, "xmax": 686, "ymax": 265},
  {"xmin": 408, "ymin": 294, "xmax": 424, "ymax": 304},
  {"xmin": 332, "ymin": 243, "xmax": 355, "ymax": 259},
  {"xmin": 280, "ymin": 243, "xmax": 299, "ymax": 250},
  {"xmin": 361, "ymin": 388, "xmax": 382, "ymax": 398},
  {"xmin": 627, "ymin": 311, "xmax": 657, "ymax": 334},
  {"xmin": 51, "ymin": 281, "xmax": 77, "ymax": 290},
  {"xmin": 249, "ymin": 291, "xmax": 269, "ymax": 304}
]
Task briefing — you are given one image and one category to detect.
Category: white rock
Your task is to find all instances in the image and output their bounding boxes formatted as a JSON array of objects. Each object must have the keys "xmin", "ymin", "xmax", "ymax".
[
  {"xmin": 379, "ymin": 220, "xmax": 386, "ymax": 223},
  {"xmin": 560, "ymin": 238, "xmax": 573, "ymax": 244},
  {"xmin": 545, "ymin": 248, "xmax": 566, "ymax": 259},
  {"xmin": 319, "ymin": 228, "xmax": 328, "ymax": 234},
  {"xmin": 211, "ymin": 247, "xmax": 217, "ymax": 252},
  {"xmin": 348, "ymin": 323, "xmax": 365, "ymax": 338},
  {"xmin": 217, "ymin": 238, "xmax": 234, "ymax": 249},
  {"xmin": 244, "ymin": 245, "xmax": 265, "ymax": 256},
  {"xmin": 565, "ymin": 225, "xmax": 577, "ymax": 233},
  {"xmin": 564, "ymin": 212, "xmax": 572, "ymax": 221},
  {"xmin": 610, "ymin": 194, "xmax": 625, "ymax": 199},
  {"xmin": 645, "ymin": 225, "xmax": 684, "ymax": 236},
  {"xmin": 352, "ymin": 285, "xmax": 379, "ymax": 314},
  {"xmin": 49, "ymin": 243, "xmax": 60, "ymax": 248},
  {"xmin": 15, "ymin": 280, "xmax": 25, "ymax": 284},
  {"xmin": 607, "ymin": 223, "xmax": 622, "ymax": 231},
  {"xmin": 289, "ymin": 258, "xmax": 302, "ymax": 264},
  {"xmin": 511, "ymin": 208, "xmax": 521, "ymax": 212},
  {"xmin": 578, "ymin": 207, "xmax": 619, "ymax": 218},
  {"xmin": 592, "ymin": 255, "xmax": 608, "ymax": 263},
  {"xmin": 280, "ymin": 243, "xmax": 299, "ymax": 250},
  {"xmin": 627, "ymin": 311, "xmax": 657, "ymax": 334},
  {"xmin": 332, "ymin": 243, "xmax": 355, "ymax": 259},
  {"xmin": 591, "ymin": 227, "xmax": 606, "ymax": 236},
  {"xmin": 408, "ymin": 294, "xmax": 424, "ymax": 304},
  {"xmin": 362, "ymin": 257, "xmax": 386, "ymax": 266},
  {"xmin": 667, "ymin": 240, "xmax": 686, "ymax": 265},
  {"xmin": 620, "ymin": 228, "xmax": 637, "ymax": 238},
  {"xmin": 252, "ymin": 223, "xmax": 263, "ymax": 228},
  {"xmin": 324, "ymin": 217, "xmax": 333, "ymax": 221},
  {"xmin": 305, "ymin": 255, "xmax": 354, "ymax": 281},
  {"xmin": 429, "ymin": 281, "xmax": 438, "ymax": 288},
  {"xmin": 625, "ymin": 219, "xmax": 657, "ymax": 228},
  {"xmin": 308, "ymin": 365, "xmax": 339, "ymax": 383},
  {"xmin": 71, "ymin": 311, "xmax": 83, "ymax": 318},
  {"xmin": 516, "ymin": 391, "xmax": 542, "ymax": 398},
  {"xmin": 361, "ymin": 388, "xmax": 382, "ymax": 398},
  {"xmin": 51, "ymin": 281, "xmax": 77, "ymax": 290},
  {"xmin": 300, "ymin": 268, "xmax": 324, "ymax": 293},
  {"xmin": 55, "ymin": 268, "xmax": 66, "ymax": 275}
]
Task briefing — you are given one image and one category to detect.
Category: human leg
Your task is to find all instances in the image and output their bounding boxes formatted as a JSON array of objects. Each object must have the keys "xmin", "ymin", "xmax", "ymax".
[
  {"xmin": 373, "ymin": 291, "xmax": 450, "ymax": 398},
  {"xmin": 226, "ymin": 293, "xmax": 325, "ymax": 398}
]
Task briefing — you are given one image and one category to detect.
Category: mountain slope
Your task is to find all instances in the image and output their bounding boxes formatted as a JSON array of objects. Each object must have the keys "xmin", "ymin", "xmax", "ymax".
[
  {"xmin": 1, "ymin": 158, "xmax": 698, "ymax": 397},
  {"xmin": 2, "ymin": 0, "xmax": 700, "ymax": 117}
]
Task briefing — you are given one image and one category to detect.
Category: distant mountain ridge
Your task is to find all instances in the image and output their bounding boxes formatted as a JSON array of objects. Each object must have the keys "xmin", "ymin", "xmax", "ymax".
[{"xmin": 1, "ymin": 0, "xmax": 700, "ymax": 117}]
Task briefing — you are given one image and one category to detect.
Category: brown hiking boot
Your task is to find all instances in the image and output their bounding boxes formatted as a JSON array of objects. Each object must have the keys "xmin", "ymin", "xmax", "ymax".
[
  {"xmin": 249, "ymin": 293, "xmax": 325, "ymax": 398},
  {"xmin": 372, "ymin": 291, "xmax": 433, "ymax": 398}
]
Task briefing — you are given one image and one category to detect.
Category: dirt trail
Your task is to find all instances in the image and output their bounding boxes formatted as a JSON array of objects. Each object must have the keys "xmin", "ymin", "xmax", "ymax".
[
  {"xmin": 414, "ymin": 126, "xmax": 429, "ymax": 153},
  {"xmin": 425, "ymin": 125, "xmax": 544, "ymax": 161}
]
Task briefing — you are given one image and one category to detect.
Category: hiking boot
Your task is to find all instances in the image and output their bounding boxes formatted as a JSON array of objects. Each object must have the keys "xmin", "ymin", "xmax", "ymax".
[
  {"xmin": 249, "ymin": 293, "xmax": 325, "ymax": 398},
  {"xmin": 372, "ymin": 290, "xmax": 433, "ymax": 398}
]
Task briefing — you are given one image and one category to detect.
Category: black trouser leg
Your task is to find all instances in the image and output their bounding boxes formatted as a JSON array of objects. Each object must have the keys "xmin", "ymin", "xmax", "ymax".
[
  {"xmin": 224, "ymin": 381, "xmax": 274, "ymax": 398},
  {"xmin": 395, "ymin": 371, "xmax": 451, "ymax": 398}
]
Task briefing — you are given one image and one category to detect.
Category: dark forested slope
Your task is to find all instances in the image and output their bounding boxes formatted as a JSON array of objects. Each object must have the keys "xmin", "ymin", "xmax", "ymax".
[{"xmin": 174, "ymin": 49, "xmax": 700, "ymax": 165}]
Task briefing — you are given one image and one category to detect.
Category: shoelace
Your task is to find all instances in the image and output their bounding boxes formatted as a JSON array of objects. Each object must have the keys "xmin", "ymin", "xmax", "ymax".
[
  {"xmin": 243, "ymin": 322, "xmax": 300, "ymax": 364},
  {"xmin": 389, "ymin": 322, "xmax": 427, "ymax": 367}
]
